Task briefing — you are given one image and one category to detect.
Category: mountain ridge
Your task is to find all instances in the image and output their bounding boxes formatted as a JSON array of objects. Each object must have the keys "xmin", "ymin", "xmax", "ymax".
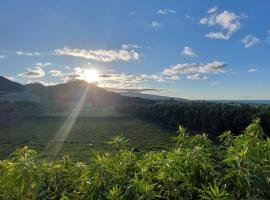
[
  {"xmin": 0, "ymin": 76, "xmax": 152, "ymax": 105},
  {"xmin": 0, "ymin": 76, "xmax": 25, "ymax": 93},
  {"xmin": 0, "ymin": 76, "xmax": 186, "ymax": 104},
  {"xmin": 117, "ymin": 91, "xmax": 187, "ymax": 101}
]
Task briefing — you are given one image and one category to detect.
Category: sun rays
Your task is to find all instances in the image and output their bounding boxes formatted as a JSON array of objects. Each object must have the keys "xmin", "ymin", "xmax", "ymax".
[
  {"xmin": 45, "ymin": 85, "xmax": 89, "ymax": 156},
  {"xmin": 44, "ymin": 68, "xmax": 101, "ymax": 156}
]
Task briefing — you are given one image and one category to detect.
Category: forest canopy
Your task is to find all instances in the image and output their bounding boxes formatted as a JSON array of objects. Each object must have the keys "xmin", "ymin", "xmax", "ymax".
[{"xmin": 117, "ymin": 102, "xmax": 270, "ymax": 137}]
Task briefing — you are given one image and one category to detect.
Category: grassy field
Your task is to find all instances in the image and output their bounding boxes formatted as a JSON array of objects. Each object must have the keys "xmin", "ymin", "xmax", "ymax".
[{"xmin": 0, "ymin": 108, "xmax": 175, "ymax": 160}]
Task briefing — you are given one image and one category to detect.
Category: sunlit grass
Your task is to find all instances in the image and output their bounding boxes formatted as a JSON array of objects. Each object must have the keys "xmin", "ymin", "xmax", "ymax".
[
  {"xmin": 0, "ymin": 110, "xmax": 172, "ymax": 159},
  {"xmin": 45, "ymin": 86, "xmax": 89, "ymax": 156}
]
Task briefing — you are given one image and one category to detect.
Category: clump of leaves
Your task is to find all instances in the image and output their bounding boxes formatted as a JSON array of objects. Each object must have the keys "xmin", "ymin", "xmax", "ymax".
[
  {"xmin": 200, "ymin": 183, "xmax": 230, "ymax": 200},
  {"xmin": 107, "ymin": 133, "xmax": 130, "ymax": 150}
]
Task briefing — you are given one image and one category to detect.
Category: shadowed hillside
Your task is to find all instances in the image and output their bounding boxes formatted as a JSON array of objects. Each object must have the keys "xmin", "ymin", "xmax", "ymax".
[{"xmin": 0, "ymin": 76, "xmax": 25, "ymax": 92}]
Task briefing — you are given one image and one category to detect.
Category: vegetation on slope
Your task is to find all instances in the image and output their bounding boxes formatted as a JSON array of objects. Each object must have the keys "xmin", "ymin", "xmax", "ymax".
[{"xmin": 0, "ymin": 119, "xmax": 270, "ymax": 199}]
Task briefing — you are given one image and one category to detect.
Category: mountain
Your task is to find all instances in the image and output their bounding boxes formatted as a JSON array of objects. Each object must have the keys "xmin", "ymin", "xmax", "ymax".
[
  {"xmin": 0, "ymin": 76, "xmax": 41, "ymax": 102},
  {"xmin": 25, "ymin": 80, "xmax": 151, "ymax": 106},
  {"xmin": 0, "ymin": 76, "xmax": 183, "ymax": 104},
  {"xmin": 0, "ymin": 76, "xmax": 25, "ymax": 93},
  {"xmin": 117, "ymin": 91, "xmax": 187, "ymax": 102},
  {"xmin": 0, "ymin": 77, "xmax": 152, "ymax": 106},
  {"xmin": 25, "ymin": 83, "xmax": 47, "ymax": 93}
]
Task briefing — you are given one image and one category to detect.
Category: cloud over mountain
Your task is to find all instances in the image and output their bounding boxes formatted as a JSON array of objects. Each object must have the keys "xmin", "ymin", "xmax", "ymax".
[{"xmin": 18, "ymin": 67, "xmax": 45, "ymax": 78}]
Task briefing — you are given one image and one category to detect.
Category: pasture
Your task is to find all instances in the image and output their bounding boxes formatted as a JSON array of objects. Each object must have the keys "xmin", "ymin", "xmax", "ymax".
[{"xmin": 0, "ymin": 108, "xmax": 174, "ymax": 160}]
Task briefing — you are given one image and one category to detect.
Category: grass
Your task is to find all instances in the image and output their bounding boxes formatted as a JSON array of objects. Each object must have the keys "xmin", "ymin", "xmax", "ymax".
[{"xmin": 0, "ymin": 108, "xmax": 174, "ymax": 160}]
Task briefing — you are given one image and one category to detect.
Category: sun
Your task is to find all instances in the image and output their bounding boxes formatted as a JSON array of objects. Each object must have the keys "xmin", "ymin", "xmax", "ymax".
[{"xmin": 83, "ymin": 69, "xmax": 100, "ymax": 83}]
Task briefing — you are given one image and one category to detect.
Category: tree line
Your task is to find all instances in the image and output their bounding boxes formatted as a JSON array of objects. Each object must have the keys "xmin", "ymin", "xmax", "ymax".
[{"xmin": 116, "ymin": 101, "xmax": 270, "ymax": 137}]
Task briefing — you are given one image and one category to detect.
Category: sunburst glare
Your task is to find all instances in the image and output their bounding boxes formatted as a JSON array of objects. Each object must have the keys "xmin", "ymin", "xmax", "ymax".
[{"xmin": 83, "ymin": 69, "xmax": 100, "ymax": 83}]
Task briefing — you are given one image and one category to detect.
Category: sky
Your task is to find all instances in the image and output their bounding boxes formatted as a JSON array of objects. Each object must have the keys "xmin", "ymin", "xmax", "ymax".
[{"xmin": 0, "ymin": 0, "xmax": 270, "ymax": 100}]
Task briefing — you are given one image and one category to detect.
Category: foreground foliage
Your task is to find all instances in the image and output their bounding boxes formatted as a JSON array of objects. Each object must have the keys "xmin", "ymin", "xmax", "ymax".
[{"xmin": 0, "ymin": 120, "xmax": 270, "ymax": 199}]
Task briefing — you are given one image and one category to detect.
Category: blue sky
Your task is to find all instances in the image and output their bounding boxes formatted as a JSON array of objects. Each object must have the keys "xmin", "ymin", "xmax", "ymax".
[{"xmin": 0, "ymin": 0, "xmax": 270, "ymax": 100}]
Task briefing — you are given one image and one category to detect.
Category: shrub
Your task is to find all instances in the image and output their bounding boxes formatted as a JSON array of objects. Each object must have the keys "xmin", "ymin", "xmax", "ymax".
[{"xmin": 0, "ymin": 120, "xmax": 270, "ymax": 199}]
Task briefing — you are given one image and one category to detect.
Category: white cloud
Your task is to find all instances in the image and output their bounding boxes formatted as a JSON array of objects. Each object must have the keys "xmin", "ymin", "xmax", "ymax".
[
  {"xmin": 54, "ymin": 47, "xmax": 140, "ymax": 62},
  {"xmin": 248, "ymin": 68, "xmax": 258, "ymax": 73},
  {"xmin": 26, "ymin": 80, "xmax": 57, "ymax": 86},
  {"xmin": 4, "ymin": 76, "xmax": 15, "ymax": 81},
  {"xmin": 49, "ymin": 67, "xmax": 99, "ymax": 83},
  {"xmin": 60, "ymin": 67, "xmax": 84, "ymax": 82},
  {"xmin": 0, "ymin": 54, "xmax": 7, "ymax": 59},
  {"xmin": 200, "ymin": 9, "xmax": 243, "ymax": 40},
  {"xmin": 158, "ymin": 9, "xmax": 176, "ymax": 15},
  {"xmin": 100, "ymin": 73, "xmax": 145, "ymax": 86},
  {"xmin": 49, "ymin": 70, "xmax": 62, "ymax": 77},
  {"xmin": 35, "ymin": 62, "xmax": 52, "ymax": 67},
  {"xmin": 205, "ymin": 32, "xmax": 230, "ymax": 40},
  {"xmin": 46, "ymin": 66, "xmax": 181, "ymax": 89},
  {"xmin": 163, "ymin": 61, "xmax": 227, "ymax": 75},
  {"xmin": 99, "ymin": 73, "xmax": 165, "ymax": 87},
  {"xmin": 41, "ymin": 62, "xmax": 184, "ymax": 90},
  {"xmin": 187, "ymin": 73, "xmax": 207, "ymax": 80},
  {"xmin": 16, "ymin": 51, "xmax": 40, "ymax": 56},
  {"xmin": 208, "ymin": 6, "xmax": 218, "ymax": 14},
  {"xmin": 98, "ymin": 71, "xmax": 182, "ymax": 89},
  {"xmin": 107, "ymin": 88, "xmax": 162, "ymax": 93},
  {"xmin": 241, "ymin": 35, "xmax": 260, "ymax": 48},
  {"xmin": 146, "ymin": 74, "xmax": 167, "ymax": 82},
  {"xmin": 151, "ymin": 21, "xmax": 161, "ymax": 28},
  {"xmin": 181, "ymin": 46, "xmax": 196, "ymax": 57},
  {"xmin": 121, "ymin": 44, "xmax": 141, "ymax": 50},
  {"xmin": 18, "ymin": 67, "xmax": 45, "ymax": 78}
]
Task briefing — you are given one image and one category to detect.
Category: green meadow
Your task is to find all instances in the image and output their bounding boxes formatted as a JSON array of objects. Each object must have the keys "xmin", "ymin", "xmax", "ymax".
[{"xmin": 0, "ymin": 108, "xmax": 174, "ymax": 160}]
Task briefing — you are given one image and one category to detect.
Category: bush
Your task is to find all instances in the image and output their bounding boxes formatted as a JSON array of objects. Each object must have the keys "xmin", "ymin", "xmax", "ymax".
[{"xmin": 0, "ymin": 120, "xmax": 270, "ymax": 199}]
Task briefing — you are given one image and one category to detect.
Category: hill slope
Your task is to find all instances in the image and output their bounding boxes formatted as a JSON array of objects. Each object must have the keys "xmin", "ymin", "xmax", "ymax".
[{"xmin": 0, "ymin": 76, "xmax": 25, "ymax": 93}]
